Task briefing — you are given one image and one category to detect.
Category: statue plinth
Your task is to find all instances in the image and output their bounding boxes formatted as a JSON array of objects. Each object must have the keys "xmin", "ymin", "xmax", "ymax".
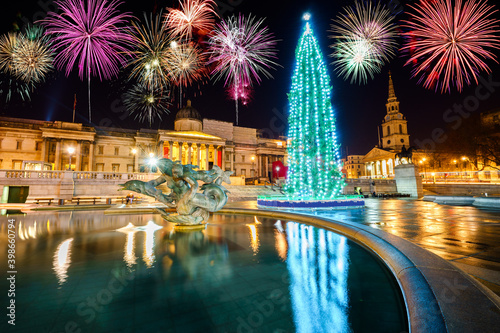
[
  {"xmin": 394, "ymin": 164, "xmax": 423, "ymax": 198},
  {"xmin": 173, "ymin": 223, "xmax": 207, "ymax": 231}
]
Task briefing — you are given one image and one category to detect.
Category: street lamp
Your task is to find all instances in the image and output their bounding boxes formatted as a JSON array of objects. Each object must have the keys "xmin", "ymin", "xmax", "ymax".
[
  {"xmin": 148, "ymin": 152, "xmax": 157, "ymax": 173},
  {"xmin": 67, "ymin": 147, "xmax": 75, "ymax": 171}
]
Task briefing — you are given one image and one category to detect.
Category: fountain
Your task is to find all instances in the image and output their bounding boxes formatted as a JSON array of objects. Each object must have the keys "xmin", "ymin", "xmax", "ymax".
[{"xmin": 119, "ymin": 158, "xmax": 233, "ymax": 228}]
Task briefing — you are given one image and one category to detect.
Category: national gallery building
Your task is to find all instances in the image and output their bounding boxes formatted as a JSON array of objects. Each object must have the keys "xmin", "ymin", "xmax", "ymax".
[{"xmin": 0, "ymin": 101, "xmax": 287, "ymax": 180}]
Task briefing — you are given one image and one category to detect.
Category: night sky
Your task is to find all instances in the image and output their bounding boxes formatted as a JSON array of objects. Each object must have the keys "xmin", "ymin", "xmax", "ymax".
[{"xmin": 1, "ymin": 0, "xmax": 500, "ymax": 155}]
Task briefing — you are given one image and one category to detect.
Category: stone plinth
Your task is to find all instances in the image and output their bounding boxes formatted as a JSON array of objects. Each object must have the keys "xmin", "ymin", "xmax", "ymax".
[{"xmin": 394, "ymin": 164, "xmax": 423, "ymax": 198}]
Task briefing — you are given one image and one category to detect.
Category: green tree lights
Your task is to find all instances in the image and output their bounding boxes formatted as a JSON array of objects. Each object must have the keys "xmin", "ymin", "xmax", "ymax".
[{"xmin": 284, "ymin": 16, "xmax": 344, "ymax": 199}]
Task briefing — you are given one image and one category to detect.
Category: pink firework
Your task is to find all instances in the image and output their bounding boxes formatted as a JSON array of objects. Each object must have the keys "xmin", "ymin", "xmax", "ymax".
[
  {"xmin": 164, "ymin": 0, "xmax": 219, "ymax": 40},
  {"xmin": 402, "ymin": 0, "xmax": 500, "ymax": 93},
  {"xmin": 208, "ymin": 14, "xmax": 279, "ymax": 124},
  {"xmin": 41, "ymin": 0, "xmax": 134, "ymax": 122}
]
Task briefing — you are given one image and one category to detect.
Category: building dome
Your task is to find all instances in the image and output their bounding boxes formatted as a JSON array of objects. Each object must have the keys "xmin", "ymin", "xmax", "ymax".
[
  {"xmin": 175, "ymin": 100, "xmax": 201, "ymax": 121},
  {"xmin": 174, "ymin": 100, "xmax": 203, "ymax": 132}
]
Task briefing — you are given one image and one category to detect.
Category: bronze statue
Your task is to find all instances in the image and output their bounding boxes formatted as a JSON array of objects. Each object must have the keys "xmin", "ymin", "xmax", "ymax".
[
  {"xmin": 395, "ymin": 145, "xmax": 416, "ymax": 164},
  {"xmin": 119, "ymin": 158, "xmax": 233, "ymax": 225}
]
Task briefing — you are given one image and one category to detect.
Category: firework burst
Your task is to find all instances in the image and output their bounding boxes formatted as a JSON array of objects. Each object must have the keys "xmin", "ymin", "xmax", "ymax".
[
  {"xmin": 0, "ymin": 32, "xmax": 33, "ymax": 101},
  {"xmin": 124, "ymin": 83, "xmax": 171, "ymax": 125},
  {"xmin": 164, "ymin": 41, "xmax": 207, "ymax": 87},
  {"xmin": 12, "ymin": 25, "xmax": 54, "ymax": 85},
  {"xmin": 41, "ymin": 0, "xmax": 134, "ymax": 122},
  {"xmin": 208, "ymin": 14, "xmax": 279, "ymax": 124},
  {"xmin": 402, "ymin": 0, "xmax": 500, "ymax": 93},
  {"xmin": 329, "ymin": 0, "xmax": 397, "ymax": 84},
  {"xmin": 164, "ymin": 0, "xmax": 219, "ymax": 40},
  {"xmin": 127, "ymin": 12, "xmax": 172, "ymax": 89},
  {"xmin": 0, "ymin": 33, "xmax": 19, "ymax": 75},
  {"xmin": 332, "ymin": 37, "xmax": 384, "ymax": 84}
]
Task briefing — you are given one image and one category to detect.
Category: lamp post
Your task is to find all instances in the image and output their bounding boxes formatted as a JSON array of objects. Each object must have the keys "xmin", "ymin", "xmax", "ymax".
[
  {"xmin": 420, "ymin": 157, "xmax": 427, "ymax": 180},
  {"xmin": 461, "ymin": 156, "xmax": 467, "ymax": 179},
  {"xmin": 67, "ymin": 147, "xmax": 75, "ymax": 171},
  {"xmin": 132, "ymin": 148, "xmax": 137, "ymax": 173}
]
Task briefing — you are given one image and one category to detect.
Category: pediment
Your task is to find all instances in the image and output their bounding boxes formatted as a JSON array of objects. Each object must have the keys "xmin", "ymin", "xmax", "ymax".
[{"xmin": 363, "ymin": 147, "xmax": 395, "ymax": 161}]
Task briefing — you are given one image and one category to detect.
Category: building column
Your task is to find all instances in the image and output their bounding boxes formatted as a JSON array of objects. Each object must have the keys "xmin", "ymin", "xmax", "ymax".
[
  {"xmin": 169, "ymin": 141, "xmax": 174, "ymax": 160},
  {"xmin": 89, "ymin": 142, "xmax": 94, "ymax": 171},
  {"xmin": 75, "ymin": 141, "xmax": 82, "ymax": 171},
  {"xmin": 265, "ymin": 155, "xmax": 269, "ymax": 179},
  {"xmin": 221, "ymin": 147, "xmax": 226, "ymax": 170},
  {"xmin": 258, "ymin": 155, "xmax": 262, "ymax": 177},
  {"xmin": 213, "ymin": 146, "xmax": 219, "ymax": 167},
  {"xmin": 230, "ymin": 151, "xmax": 234, "ymax": 173},
  {"xmin": 205, "ymin": 145, "xmax": 210, "ymax": 170},
  {"xmin": 157, "ymin": 141, "xmax": 164, "ymax": 158},
  {"xmin": 187, "ymin": 143, "xmax": 192, "ymax": 165},
  {"xmin": 41, "ymin": 138, "xmax": 47, "ymax": 163},
  {"xmin": 55, "ymin": 140, "xmax": 62, "ymax": 170},
  {"xmin": 196, "ymin": 144, "xmax": 201, "ymax": 167},
  {"xmin": 178, "ymin": 142, "xmax": 184, "ymax": 163}
]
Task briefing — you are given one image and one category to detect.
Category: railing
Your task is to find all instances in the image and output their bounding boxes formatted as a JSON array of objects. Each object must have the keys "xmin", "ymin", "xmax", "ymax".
[
  {"xmin": 2, "ymin": 170, "xmax": 63, "ymax": 179},
  {"xmin": 74, "ymin": 172, "xmax": 98, "ymax": 180},
  {"xmin": 264, "ymin": 180, "xmax": 285, "ymax": 194},
  {"xmin": 0, "ymin": 169, "xmax": 157, "ymax": 182}
]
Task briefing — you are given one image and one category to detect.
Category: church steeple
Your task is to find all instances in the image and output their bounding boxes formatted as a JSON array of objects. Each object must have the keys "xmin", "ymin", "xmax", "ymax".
[
  {"xmin": 388, "ymin": 71, "xmax": 397, "ymax": 103},
  {"xmin": 381, "ymin": 71, "xmax": 409, "ymax": 151},
  {"xmin": 386, "ymin": 71, "xmax": 400, "ymax": 115}
]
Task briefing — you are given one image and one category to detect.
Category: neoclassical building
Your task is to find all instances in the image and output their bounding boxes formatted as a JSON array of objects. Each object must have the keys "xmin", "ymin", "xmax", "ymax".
[{"xmin": 0, "ymin": 101, "xmax": 287, "ymax": 180}]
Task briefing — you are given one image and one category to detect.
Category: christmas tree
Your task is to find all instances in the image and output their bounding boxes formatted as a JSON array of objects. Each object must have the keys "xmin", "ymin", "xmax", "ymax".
[{"xmin": 284, "ymin": 15, "xmax": 344, "ymax": 199}]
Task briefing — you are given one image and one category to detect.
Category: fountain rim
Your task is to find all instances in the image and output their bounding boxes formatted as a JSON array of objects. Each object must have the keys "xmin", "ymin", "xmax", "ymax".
[{"xmin": 217, "ymin": 207, "xmax": 500, "ymax": 333}]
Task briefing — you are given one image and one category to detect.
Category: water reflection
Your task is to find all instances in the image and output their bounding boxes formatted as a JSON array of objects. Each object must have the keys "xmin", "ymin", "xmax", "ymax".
[
  {"xmin": 274, "ymin": 220, "xmax": 288, "ymax": 261},
  {"xmin": 159, "ymin": 230, "xmax": 230, "ymax": 281},
  {"xmin": 116, "ymin": 221, "xmax": 163, "ymax": 268},
  {"xmin": 52, "ymin": 238, "xmax": 73, "ymax": 287},
  {"xmin": 286, "ymin": 222, "xmax": 349, "ymax": 333}
]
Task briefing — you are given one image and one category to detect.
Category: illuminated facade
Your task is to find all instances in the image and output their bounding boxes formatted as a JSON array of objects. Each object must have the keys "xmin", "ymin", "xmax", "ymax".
[{"xmin": 0, "ymin": 101, "xmax": 286, "ymax": 179}]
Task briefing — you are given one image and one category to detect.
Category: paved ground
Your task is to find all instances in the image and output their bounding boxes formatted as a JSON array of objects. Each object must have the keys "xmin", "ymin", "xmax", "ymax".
[{"xmin": 226, "ymin": 198, "xmax": 500, "ymax": 297}]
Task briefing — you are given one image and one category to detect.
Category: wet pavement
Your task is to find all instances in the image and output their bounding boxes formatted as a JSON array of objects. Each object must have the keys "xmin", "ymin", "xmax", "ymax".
[{"xmin": 225, "ymin": 198, "xmax": 500, "ymax": 297}]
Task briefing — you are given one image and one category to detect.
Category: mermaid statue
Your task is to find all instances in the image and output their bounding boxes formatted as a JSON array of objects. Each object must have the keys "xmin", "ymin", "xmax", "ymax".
[{"xmin": 119, "ymin": 158, "xmax": 233, "ymax": 225}]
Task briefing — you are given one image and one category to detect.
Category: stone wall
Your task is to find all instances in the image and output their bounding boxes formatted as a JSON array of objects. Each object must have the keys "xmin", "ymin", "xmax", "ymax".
[
  {"xmin": 203, "ymin": 119, "xmax": 234, "ymax": 141},
  {"xmin": 342, "ymin": 179, "xmax": 397, "ymax": 195},
  {"xmin": 423, "ymin": 184, "xmax": 500, "ymax": 196}
]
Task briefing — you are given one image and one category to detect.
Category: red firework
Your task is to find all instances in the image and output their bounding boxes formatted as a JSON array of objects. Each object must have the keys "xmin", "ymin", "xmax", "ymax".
[{"xmin": 402, "ymin": 0, "xmax": 500, "ymax": 93}]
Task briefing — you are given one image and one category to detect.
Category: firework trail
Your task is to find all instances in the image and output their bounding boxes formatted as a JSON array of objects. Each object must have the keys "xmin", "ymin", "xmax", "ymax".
[
  {"xmin": 41, "ymin": 0, "xmax": 134, "ymax": 123},
  {"xmin": 402, "ymin": 0, "xmax": 500, "ymax": 93},
  {"xmin": 208, "ymin": 14, "xmax": 279, "ymax": 124},
  {"xmin": 128, "ymin": 12, "xmax": 172, "ymax": 90}
]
